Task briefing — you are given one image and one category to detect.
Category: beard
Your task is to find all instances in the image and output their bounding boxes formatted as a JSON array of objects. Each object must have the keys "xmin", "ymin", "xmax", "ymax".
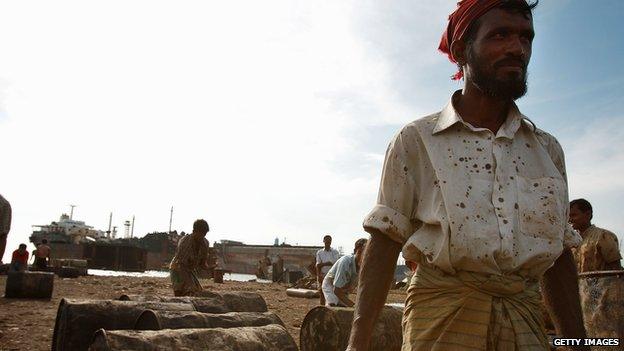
[{"xmin": 466, "ymin": 48, "xmax": 528, "ymax": 101}]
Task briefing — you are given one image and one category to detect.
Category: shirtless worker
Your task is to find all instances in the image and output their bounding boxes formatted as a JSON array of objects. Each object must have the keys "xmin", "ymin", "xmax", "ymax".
[
  {"xmin": 569, "ymin": 198, "xmax": 622, "ymax": 272},
  {"xmin": 34, "ymin": 239, "xmax": 51, "ymax": 270},
  {"xmin": 169, "ymin": 219, "xmax": 213, "ymax": 296},
  {"xmin": 348, "ymin": 1, "xmax": 588, "ymax": 350}
]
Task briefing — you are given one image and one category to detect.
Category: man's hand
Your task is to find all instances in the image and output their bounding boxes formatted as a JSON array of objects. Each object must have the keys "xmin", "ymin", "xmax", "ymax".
[
  {"xmin": 334, "ymin": 286, "xmax": 355, "ymax": 307},
  {"xmin": 347, "ymin": 232, "xmax": 401, "ymax": 351},
  {"xmin": 541, "ymin": 248, "xmax": 589, "ymax": 351}
]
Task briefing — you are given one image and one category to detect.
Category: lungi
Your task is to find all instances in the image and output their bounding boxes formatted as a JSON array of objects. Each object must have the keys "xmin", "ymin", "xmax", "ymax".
[{"xmin": 402, "ymin": 264, "xmax": 548, "ymax": 351}]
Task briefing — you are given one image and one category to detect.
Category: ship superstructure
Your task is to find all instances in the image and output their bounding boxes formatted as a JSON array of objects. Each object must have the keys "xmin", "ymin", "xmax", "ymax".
[{"xmin": 31, "ymin": 213, "xmax": 109, "ymax": 244}]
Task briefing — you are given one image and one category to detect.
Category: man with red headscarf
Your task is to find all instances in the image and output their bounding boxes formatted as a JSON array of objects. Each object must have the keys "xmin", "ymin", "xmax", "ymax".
[{"xmin": 347, "ymin": 1, "xmax": 588, "ymax": 350}]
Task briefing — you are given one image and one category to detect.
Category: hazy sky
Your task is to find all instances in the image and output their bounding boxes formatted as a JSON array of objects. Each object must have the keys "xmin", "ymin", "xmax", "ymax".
[{"xmin": 1, "ymin": 1, "xmax": 622, "ymax": 262}]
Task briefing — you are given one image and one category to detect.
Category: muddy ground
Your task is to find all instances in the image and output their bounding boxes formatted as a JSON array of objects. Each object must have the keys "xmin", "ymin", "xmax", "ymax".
[{"xmin": 0, "ymin": 274, "xmax": 406, "ymax": 350}]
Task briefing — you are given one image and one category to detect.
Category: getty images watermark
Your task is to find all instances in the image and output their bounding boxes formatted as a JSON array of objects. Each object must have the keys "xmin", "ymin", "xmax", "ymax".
[{"xmin": 553, "ymin": 338, "xmax": 620, "ymax": 347}]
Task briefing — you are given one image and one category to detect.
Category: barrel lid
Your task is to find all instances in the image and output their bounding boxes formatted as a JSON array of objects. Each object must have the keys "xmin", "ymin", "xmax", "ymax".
[{"xmin": 578, "ymin": 270, "xmax": 624, "ymax": 278}]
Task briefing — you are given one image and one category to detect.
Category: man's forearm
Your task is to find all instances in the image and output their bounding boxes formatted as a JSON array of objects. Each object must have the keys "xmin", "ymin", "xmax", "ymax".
[
  {"xmin": 541, "ymin": 248, "xmax": 588, "ymax": 350},
  {"xmin": 347, "ymin": 232, "xmax": 402, "ymax": 351},
  {"xmin": 334, "ymin": 287, "xmax": 354, "ymax": 307}
]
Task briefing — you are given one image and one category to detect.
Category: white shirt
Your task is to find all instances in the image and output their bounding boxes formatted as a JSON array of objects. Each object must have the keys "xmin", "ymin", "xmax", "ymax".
[
  {"xmin": 363, "ymin": 91, "xmax": 581, "ymax": 279},
  {"xmin": 316, "ymin": 247, "xmax": 340, "ymax": 275}
]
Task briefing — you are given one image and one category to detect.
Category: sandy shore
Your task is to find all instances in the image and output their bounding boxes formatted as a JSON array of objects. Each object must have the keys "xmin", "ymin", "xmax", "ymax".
[{"xmin": 0, "ymin": 274, "xmax": 406, "ymax": 350}]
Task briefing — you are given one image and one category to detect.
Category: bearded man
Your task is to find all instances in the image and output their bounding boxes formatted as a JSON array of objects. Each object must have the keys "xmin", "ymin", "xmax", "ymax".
[{"xmin": 347, "ymin": 1, "xmax": 588, "ymax": 350}]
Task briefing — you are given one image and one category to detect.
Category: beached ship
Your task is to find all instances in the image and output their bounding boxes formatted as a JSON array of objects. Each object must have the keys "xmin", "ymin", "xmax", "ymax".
[
  {"xmin": 29, "ymin": 211, "xmax": 149, "ymax": 272},
  {"xmin": 29, "ymin": 211, "xmax": 325, "ymax": 276}
]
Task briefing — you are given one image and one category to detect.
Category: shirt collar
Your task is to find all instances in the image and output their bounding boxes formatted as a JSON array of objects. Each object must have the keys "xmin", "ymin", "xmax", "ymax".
[{"xmin": 433, "ymin": 90, "xmax": 531, "ymax": 139}]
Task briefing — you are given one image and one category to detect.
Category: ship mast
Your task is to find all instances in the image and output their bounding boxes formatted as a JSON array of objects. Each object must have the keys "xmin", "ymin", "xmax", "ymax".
[
  {"xmin": 69, "ymin": 204, "xmax": 76, "ymax": 220},
  {"xmin": 107, "ymin": 212, "xmax": 113, "ymax": 238},
  {"xmin": 131, "ymin": 215, "xmax": 135, "ymax": 238},
  {"xmin": 169, "ymin": 206, "xmax": 174, "ymax": 233}
]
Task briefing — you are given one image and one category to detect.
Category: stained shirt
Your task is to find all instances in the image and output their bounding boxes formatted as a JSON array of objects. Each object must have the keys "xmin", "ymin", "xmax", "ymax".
[
  {"xmin": 363, "ymin": 91, "xmax": 581, "ymax": 279},
  {"xmin": 573, "ymin": 225, "xmax": 622, "ymax": 272},
  {"xmin": 0, "ymin": 194, "xmax": 11, "ymax": 236},
  {"xmin": 326, "ymin": 254, "xmax": 358, "ymax": 289},
  {"xmin": 316, "ymin": 248, "xmax": 341, "ymax": 275},
  {"xmin": 169, "ymin": 235, "xmax": 209, "ymax": 271}
]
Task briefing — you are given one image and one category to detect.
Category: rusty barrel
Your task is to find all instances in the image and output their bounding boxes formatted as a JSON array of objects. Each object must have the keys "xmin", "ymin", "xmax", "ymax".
[
  {"xmin": 119, "ymin": 291, "xmax": 268, "ymax": 313},
  {"xmin": 213, "ymin": 269, "xmax": 225, "ymax": 283},
  {"xmin": 89, "ymin": 325, "xmax": 298, "ymax": 351},
  {"xmin": 134, "ymin": 310, "xmax": 284, "ymax": 330},
  {"xmin": 58, "ymin": 266, "xmax": 80, "ymax": 278},
  {"xmin": 300, "ymin": 306, "xmax": 403, "ymax": 351},
  {"xmin": 578, "ymin": 270, "xmax": 624, "ymax": 346},
  {"xmin": 4, "ymin": 271, "xmax": 54, "ymax": 299},
  {"xmin": 52, "ymin": 298, "xmax": 196, "ymax": 351}
]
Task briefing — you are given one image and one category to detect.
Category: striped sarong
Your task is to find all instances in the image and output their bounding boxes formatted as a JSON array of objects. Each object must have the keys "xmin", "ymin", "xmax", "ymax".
[
  {"xmin": 170, "ymin": 268, "xmax": 202, "ymax": 296},
  {"xmin": 402, "ymin": 264, "xmax": 548, "ymax": 351}
]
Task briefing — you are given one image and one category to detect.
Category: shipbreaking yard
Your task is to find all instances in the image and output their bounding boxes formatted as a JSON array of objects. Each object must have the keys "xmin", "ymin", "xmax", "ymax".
[{"xmin": 0, "ymin": 273, "xmax": 407, "ymax": 350}]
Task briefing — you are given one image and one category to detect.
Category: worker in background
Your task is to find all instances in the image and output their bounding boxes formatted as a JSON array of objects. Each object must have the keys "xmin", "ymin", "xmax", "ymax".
[
  {"xmin": 0, "ymin": 194, "xmax": 11, "ymax": 264},
  {"xmin": 10, "ymin": 243, "xmax": 29, "ymax": 272},
  {"xmin": 257, "ymin": 249, "xmax": 272, "ymax": 279},
  {"xmin": 569, "ymin": 198, "xmax": 622, "ymax": 272},
  {"xmin": 322, "ymin": 238, "xmax": 368, "ymax": 307},
  {"xmin": 34, "ymin": 239, "xmax": 51, "ymax": 270},
  {"xmin": 169, "ymin": 219, "xmax": 212, "ymax": 296},
  {"xmin": 316, "ymin": 234, "xmax": 340, "ymax": 305}
]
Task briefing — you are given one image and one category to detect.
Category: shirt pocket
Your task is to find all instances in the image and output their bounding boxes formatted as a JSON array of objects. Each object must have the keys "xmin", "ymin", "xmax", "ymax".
[{"xmin": 516, "ymin": 176, "xmax": 566, "ymax": 240}]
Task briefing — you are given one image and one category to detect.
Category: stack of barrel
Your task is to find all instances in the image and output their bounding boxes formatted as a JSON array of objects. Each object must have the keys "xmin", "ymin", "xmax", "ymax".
[
  {"xmin": 50, "ymin": 259, "xmax": 89, "ymax": 277},
  {"xmin": 52, "ymin": 291, "xmax": 297, "ymax": 351}
]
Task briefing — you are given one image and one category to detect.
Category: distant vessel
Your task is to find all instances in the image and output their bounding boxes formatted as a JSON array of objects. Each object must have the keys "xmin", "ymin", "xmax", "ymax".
[
  {"xmin": 30, "ymin": 213, "xmax": 110, "ymax": 244},
  {"xmin": 30, "ymin": 207, "xmax": 327, "ymax": 276},
  {"xmin": 29, "ymin": 208, "xmax": 148, "ymax": 272}
]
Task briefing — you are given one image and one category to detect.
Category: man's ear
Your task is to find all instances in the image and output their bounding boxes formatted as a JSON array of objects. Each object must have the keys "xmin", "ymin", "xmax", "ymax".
[{"xmin": 451, "ymin": 39, "xmax": 467, "ymax": 66}]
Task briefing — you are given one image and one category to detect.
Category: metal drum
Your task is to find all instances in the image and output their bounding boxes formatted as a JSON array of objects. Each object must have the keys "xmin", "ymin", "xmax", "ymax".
[{"xmin": 578, "ymin": 270, "xmax": 624, "ymax": 350}]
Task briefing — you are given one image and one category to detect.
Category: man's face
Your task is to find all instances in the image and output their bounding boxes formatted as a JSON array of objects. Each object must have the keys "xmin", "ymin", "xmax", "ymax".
[
  {"xmin": 323, "ymin": 236, "xmax": 332, "ymax": 247},
  {"xmin": 194, "ymin": 228, "xmax": 209, "ymax": 239},
  {"xmin": 464, "ymin": 8, "xmax": 534, "ymax": 100},
  {"xmin": 569, "ymin": 205, "xmax": 591, "ymax": 232},
  {"xmin": 355, "ymin": 243, "xmax": 367, "ymax": 266}
]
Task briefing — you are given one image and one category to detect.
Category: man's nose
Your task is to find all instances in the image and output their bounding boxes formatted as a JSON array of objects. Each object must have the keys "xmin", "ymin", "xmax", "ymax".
[{"xmin": 505, "ymin": 35, "xmax": 527, "ymax": 59}]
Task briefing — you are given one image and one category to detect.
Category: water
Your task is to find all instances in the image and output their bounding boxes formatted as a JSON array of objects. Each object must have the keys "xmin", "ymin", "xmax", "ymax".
[{"xmin": 88, "ymin": 269, "xmax": 267, "ymax": 283}]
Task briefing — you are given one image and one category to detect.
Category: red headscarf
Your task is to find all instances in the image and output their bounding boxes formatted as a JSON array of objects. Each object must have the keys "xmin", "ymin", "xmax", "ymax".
[{"xmin": 439, "ymin": 0, "xmax": 503, "ymax": 80}]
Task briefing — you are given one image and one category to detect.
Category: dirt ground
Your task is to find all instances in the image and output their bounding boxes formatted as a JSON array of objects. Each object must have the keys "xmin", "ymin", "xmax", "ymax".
[{"xmin": 0, "ymin": 274, "xmax": 406, "ymax": 350}]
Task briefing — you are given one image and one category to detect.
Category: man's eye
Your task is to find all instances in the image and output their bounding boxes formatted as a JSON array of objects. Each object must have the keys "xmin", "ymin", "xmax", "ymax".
[{"xmin": 492, "ymin": 33, "xmax": 505, "ymax": 39}]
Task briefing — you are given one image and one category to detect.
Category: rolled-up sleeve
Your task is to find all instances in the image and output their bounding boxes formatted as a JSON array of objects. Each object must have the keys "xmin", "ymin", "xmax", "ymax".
[
  {"xmin": 600, "ymin": 230, "xmax": 622, "ymax": 264},
  {"xmin": 363, "ymin": 130, "xmax": 418, "ymax": 244}
]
